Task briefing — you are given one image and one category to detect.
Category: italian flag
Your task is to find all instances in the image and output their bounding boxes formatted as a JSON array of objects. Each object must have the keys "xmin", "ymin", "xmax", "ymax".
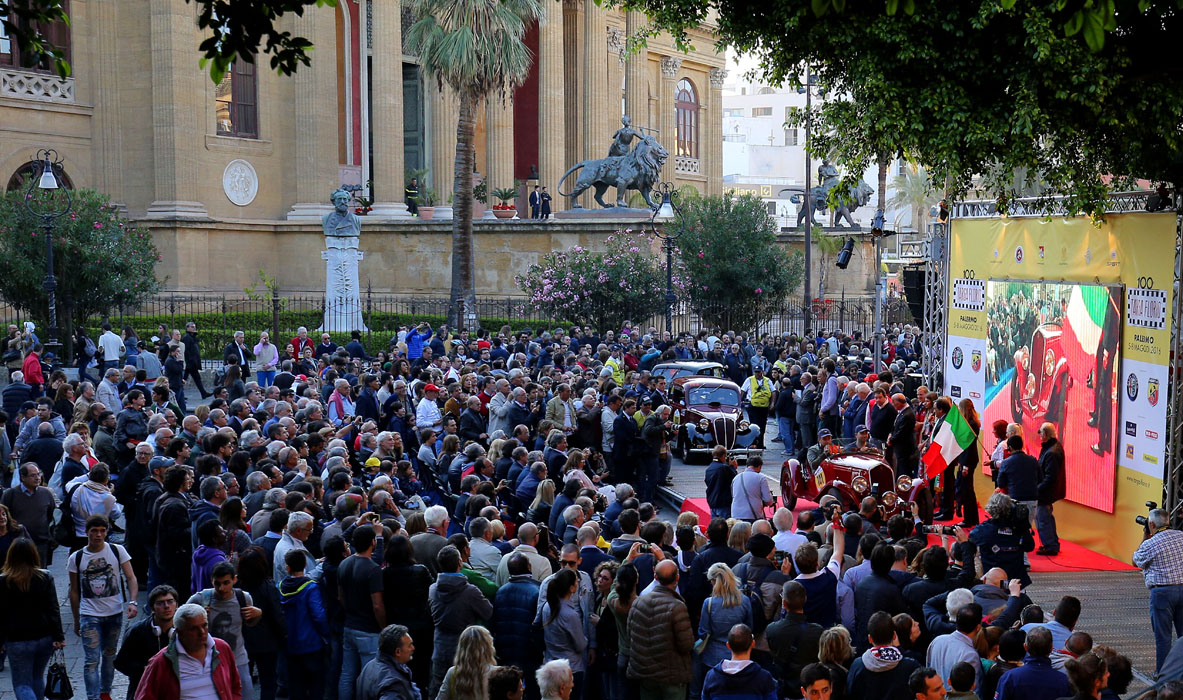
[
  {"xmin": 922, "ymin": 409, "xmax": 976, "ymax": 480},
  {"xmin": 1061, "ymin": 285, "xmax": 1109, "ymax": 381}
]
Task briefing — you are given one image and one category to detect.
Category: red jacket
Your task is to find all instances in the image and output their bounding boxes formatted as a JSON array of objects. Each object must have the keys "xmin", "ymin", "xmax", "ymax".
[
  {"xmin": 134, "ymin": 636, "xmax": 242, "ymax": 700},
  {"xmin": 21, "ymin": 351, "xmax": 43, "ymax": 387},
  {"xmin": 290, "ymin": 336, "xmax": 315, "ymax": 358}
]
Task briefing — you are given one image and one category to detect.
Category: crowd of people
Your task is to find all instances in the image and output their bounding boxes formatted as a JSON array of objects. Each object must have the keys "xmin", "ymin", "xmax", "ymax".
[{"xmin": 0, "ymin": 318, "xmax": 1167, "ymax": 700}]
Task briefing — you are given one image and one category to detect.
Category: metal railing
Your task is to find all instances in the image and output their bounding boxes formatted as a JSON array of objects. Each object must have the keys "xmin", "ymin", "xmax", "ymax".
[{"xmin": 0, "ymin": 291, "xmax": 917, "ymax": 358}]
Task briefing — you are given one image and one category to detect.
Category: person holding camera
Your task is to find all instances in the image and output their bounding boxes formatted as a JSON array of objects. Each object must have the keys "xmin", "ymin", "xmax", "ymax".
[
  {"xmin": 1133, "ymin": 507, "xmax": 1183, "ymax": 672},
  {"xmin": 968, "ymin": 493, "xmax": 1035, "ymax": 586}
]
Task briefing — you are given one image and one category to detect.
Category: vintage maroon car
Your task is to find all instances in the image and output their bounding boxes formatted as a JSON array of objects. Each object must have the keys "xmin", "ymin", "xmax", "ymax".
[
  {"xmin": 780, "ymin": 450, "xmax": 934, "ymax": 522},
  {"xmin": 1010, "ymin": 322, "xmax": 1073, "ymax": 425},
  {"xmin": 670, "ymin": 377, "xmax": 761, "ymax": 463}
]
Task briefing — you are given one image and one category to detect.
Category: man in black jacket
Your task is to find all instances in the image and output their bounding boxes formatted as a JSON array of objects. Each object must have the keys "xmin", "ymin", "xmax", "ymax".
[
  {"xmin": 132, "ymin": 455, "xmax": 172, "ymax": 589},
  {"xmin": 612, "ymin": 399, "xmax": 640, "ymax": 486},
  {"xmin": 114, "ymin": 584, "xmax": 178, "ymax": 700},
  {"xmin": 887, "ymin": 393, "xmax": 917, "ymax": 479},
  {"xmin": 181, "ymin": 321, "xmax": 210, "ymax": 398},
  {"xmin": 853, "ymin": 544, "xmax": 907, "ymax": 652},
  {"xmin": 704, "ymin": 446, "xmax": 736, "ymax": 519},
  {"xmin": 684, "ymin": 518, "xmax": 742, "ymax": 624},
  {"xmin": 222, "ymin": 331, "xmax": 253, "ymax": 380},
  {"xmin": 153, "ymin": 466, "xmax": 194, "ymax": 596},
  {"xmin": 766, "ymin": 581, "xmax": 823, "ymax": 698},
  {"xmin": 1036, "ymin": 422, "xmax": 1065, "ymax": 556}
]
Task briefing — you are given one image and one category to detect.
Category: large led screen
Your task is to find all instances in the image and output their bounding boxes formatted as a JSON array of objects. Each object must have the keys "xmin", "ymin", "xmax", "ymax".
[{"xmin": 982, "ymin": 280, "xmax": 1122, "ymax": 512}]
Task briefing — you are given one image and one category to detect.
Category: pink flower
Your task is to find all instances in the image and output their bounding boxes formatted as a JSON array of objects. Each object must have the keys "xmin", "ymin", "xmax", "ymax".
[
  {"xmin": 697, "ymin": 252, "xmax": 704, "ymax": 258},
  {"xmin": 93, "ymin": 222, "xmax": 102, "ymax": 228},
  {"xmin": 755, "ymin": 288, "xmax": 763, "ymax": 294}
]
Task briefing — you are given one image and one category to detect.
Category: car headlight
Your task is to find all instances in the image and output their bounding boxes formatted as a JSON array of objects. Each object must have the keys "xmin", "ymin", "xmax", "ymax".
[
  {"xmin": 739, "ymin": 421, "xmax": 750, "ymax": 431},
  {"xmin": 896, "ymin": 475, "xmax": 912, "ymax": 492},
  {"xmin": 698, "ymin": 419, "xmax": 710, "ymax": 432},
  {"xmin": 882, "ymin": 491, "xmax": 898, "ymax": 508},
  {"xmin": 1044, "ymin": 348, "xmax": 1055, "ymax": 377},
  {"xmin": 851, "ymin": 476, "xmax": 869, "ymax": 494}
]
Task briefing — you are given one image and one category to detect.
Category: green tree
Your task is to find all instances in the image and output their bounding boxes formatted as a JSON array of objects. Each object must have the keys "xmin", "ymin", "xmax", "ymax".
[
  {"xmin": 812, "ymin": 228, "xmax": 844, "ymax": 301},
  {"xmin": 679, "ymin": 193, "xmax": 804, "ymax": 332},
  {"xmin": 516, "ymin": 231, "xmax": 673, "ymax": 332},
  {"xmin": 0, "ymin": 188, "xmax": 163, "ymax": 351},
  {"xmin": 608, "ymin": 0, "xmax": 1183, "ymax": 216},
  {"xmin": 405, "ymin": 0, "xmax": 542, "ymax": 330}
]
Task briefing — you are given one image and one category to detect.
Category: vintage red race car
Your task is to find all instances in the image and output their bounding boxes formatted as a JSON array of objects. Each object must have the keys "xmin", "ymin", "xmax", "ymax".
[
  {"xmin": 1010, "ymin": 322, "xmax": 1073, "ymax": 425},
  {"xmin": 780, "ymin": 449, "xmax": 934, "ymax": 523}
]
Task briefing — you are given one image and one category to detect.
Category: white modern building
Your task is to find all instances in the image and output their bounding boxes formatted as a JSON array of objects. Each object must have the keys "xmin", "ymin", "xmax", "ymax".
[{"xmin": 720, "ymin": 52, "xmax": 919, "ymax": 239}]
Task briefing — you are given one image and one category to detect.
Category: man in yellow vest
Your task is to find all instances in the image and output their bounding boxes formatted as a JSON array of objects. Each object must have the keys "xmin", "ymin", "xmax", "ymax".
[
  {"xmin": 605, "ymin": 346, "xmax": 626, "ymax": 386},
  {"xmin": 741, "ymin": 366, "xmax": 773, "ymax": 449}
]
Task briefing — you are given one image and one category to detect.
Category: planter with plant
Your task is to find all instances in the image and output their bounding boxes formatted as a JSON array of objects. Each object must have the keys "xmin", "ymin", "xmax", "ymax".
[
  {"xmin": 415, "ymin": 186, "xmax": 438, "ymax": 220},
  {"xmin": 491, "ymin": 187, "xmax": 518, "ymax": 218}
]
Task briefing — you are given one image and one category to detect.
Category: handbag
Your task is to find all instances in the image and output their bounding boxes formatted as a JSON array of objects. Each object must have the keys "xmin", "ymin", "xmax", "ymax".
[
  {"xmin": 693, "ymin": 599, "xmax": 712, "ymax": 655},
  {"xmin": 45, "ymin": 648, "xmax": 73, "ymax": 699}
]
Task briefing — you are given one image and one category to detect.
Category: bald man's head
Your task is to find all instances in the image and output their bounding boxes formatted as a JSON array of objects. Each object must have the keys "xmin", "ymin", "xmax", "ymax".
[
  {"xmin": 655, "ymin": 559, "xmax": 679, "ymax": 588},
  {"xmin": 517, "ymin": 521, "xmax": 538, "ymax": 545}
]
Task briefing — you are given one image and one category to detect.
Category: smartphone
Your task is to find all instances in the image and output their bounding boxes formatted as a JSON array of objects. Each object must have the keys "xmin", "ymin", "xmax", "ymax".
[{"xmin": 773, "ymin": 550, "xmax": 788, "ymax": 568}]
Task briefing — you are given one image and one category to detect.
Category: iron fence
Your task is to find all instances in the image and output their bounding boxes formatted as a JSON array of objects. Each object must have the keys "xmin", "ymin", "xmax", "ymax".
[{"xmin": 0, "ymin": 291, "xmax": 917, "ymax": 359}]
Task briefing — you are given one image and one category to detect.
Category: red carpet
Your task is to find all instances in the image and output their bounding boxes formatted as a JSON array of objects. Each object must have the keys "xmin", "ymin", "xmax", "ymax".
[{"xmin": 678, "ymin": 497, "xmax": 1136, "ymax": 572}]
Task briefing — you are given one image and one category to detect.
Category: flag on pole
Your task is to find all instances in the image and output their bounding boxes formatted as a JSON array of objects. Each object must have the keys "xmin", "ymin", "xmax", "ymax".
[
  {"xmin": 1061, "ymin": 285, "xmax": 1109, "ymax": 380},
  {"xmin": 921, "ymin": 409, "xmax": 977, "ymax": 480}
]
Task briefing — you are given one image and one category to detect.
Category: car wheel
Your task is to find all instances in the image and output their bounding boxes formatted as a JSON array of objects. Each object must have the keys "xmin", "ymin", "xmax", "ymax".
[
  {"xmin": 780, "ymin": 464, "xmax": 798, "ymax": 511},
  {"xmin": 823, "ymin": 487, "xmax": 850, "ymax": 513},
  {"xmin": 914, "ymin": 485, "xmax": 934, "ymax": 525}
]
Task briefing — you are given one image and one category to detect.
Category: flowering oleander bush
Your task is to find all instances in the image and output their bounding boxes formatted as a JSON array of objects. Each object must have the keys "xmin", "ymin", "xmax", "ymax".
[
  {"xmin": 679, "ymin": 192, "xmax": 804, "ymax": 332},
  {"xmin": 0, "ymin": 188, "xmax": 163, "ymax": 339},
  {"xmin": 516, "ymin": 229, "xmax": 684, "ymax": 333}
]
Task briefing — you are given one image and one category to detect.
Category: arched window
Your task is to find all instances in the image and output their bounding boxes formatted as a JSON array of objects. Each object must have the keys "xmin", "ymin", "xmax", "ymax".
[
  {"xmin": 675, "ymin": 78, "xmax": 698, "ymax": 159},
  {"xmin": 6, "ymin": 161, "xmax": 73, "ymax": 193}
]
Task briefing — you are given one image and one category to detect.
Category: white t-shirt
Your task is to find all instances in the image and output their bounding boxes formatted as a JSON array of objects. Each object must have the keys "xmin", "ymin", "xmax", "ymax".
[{"xmin": 68, "ymin": 543, "xmax": 131, "ymax": 617}]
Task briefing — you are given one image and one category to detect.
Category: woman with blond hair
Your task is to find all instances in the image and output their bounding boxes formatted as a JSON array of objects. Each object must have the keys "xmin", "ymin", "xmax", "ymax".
[
  {"xmin": 818, "ymin": 626, "xmax": 853, "ymax": 700},
  {"xmin": 528, "ymin": 478, "xmax": 556, "ymax": 526},
  {"xmin": 694, "ymin": 562, "xmax": 754, "ymax": 695},
  {"xmin": 437, "ymin": 625, "xmax": 498, "ymax": 700},
  {"xmin": 727, "ymin": 520, "xmax": 752, "ymax": 555},
  {"xmin": 675, "ymin": 510, "xmax": 708, "ymax": 550}
]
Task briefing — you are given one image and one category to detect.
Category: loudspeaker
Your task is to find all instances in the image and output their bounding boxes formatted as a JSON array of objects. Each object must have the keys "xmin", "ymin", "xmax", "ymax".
[{"xmin": 900, "ymin": 265, "xmax": 925, "ymax": 326}]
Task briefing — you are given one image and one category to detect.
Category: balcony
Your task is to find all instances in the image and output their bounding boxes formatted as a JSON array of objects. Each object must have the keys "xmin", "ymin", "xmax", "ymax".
[
  {"xmin": 1, "ymin": 68, "xmax": 74, "ymax": 103},
  {"xmin": 674, "ymin": 156, "xmax": 701, "ymax": 175}
]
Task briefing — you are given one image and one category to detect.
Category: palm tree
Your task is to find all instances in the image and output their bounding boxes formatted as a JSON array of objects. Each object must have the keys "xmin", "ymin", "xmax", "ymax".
[
  {"xmin": 888, "ymin": 163, "xmax": 937, "ymax": 232},
  {"xmin": 406, "ymin": 0, "xmax": 542, "ymax": 328}
]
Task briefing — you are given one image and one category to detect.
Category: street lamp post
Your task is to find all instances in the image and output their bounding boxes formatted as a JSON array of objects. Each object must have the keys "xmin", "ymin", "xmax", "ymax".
[
  {"xmin": 648, "ymin": 182, "xmax": 684, "ymax": 336},
  {"xmin": 798, "ymin": 68, "xmax": 817, "ymax": 333},
  {"xmin": 24, "ymin": 149, "xmax": 72, "ymax": 357}
]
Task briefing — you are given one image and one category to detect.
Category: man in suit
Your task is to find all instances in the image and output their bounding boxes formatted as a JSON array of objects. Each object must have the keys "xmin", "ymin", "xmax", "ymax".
[
  {"xmin": 888, "ymin": 393, "xmax": 917, "ymax": 478},
  {"xmin": 540, "ymin": 187, "xmax": 552, "ymax": 219},
  {"xmin": 222, "ymin": 331, "xmax": 253, "ymax": 380},
  {"xmin": 458, "ymin": 396, "xmax": 489, "ymax": 446},
  {"xmin": 529, "ymin": 185, "xmax": 542, "ymax": 219}
]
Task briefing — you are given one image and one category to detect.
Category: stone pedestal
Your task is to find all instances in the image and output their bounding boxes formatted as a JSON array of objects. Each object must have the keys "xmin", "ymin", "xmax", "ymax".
[{"xmin": 319, "ymin": 236, "xmax": 368, "ymax": 332}]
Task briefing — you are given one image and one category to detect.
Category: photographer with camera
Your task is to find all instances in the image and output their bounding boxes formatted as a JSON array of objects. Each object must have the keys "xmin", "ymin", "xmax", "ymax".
[
  {"xmin": 968, "ymin": 493, "xmax": 1035, "ymax": 586},
  {"xmin": 1132, "ymin": 507, "xmax": 1183, "ymax": 672}
]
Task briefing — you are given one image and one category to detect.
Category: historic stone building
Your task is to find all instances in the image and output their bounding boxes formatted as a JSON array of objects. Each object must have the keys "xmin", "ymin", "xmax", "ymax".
[{"xmin": 0, "ymin": 0, "xmax": 725, "ymax": 289}]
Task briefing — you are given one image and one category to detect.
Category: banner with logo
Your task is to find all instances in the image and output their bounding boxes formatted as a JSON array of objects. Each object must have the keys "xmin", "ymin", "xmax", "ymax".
[{"xmin": 948, "ymin": 213, "xmax": 1174, "ymax": 561}]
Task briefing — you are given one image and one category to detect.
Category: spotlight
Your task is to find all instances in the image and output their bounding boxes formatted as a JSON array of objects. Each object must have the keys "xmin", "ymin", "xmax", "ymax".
[{"xmin": 835, "ymin": 237, "xmax": 855, "ymax": 269}]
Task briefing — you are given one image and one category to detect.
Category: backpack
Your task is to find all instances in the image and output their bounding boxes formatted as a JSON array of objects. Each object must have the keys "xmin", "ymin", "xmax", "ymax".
[
  {"xmin": 83, "ymin": 337, "xmax": 96, "ymax": 359},
  {"xmin": 52, "ymin": 481, "xmax": 85, "ymax": 547},
  {"xmin": 738, "ymin": 563, "xmax": 773, "ymax": 637},
  {"xmin": 200, "ymin": 587, "xmax": 250, "ymax": 618}
]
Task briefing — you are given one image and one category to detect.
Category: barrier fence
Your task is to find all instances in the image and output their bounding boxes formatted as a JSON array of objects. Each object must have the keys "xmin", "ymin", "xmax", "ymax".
[{"xmin": 0, "ymin": 291, "xmax": 916, "ymax": 359}]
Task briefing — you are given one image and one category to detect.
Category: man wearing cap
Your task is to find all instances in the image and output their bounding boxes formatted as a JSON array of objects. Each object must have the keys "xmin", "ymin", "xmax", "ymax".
[
  {"xmin": 417, "ymin": 384, "xmax": 444, "ymax": 432},
  {"xmin": 741, "ymin": 366, "xmax": 773, "ymax": 449},
  {"xmin": 130, "ymin": 454, "xmax": 174, "ymax": 587},
  {"xmin": 844, "ymin": 425, "xmax": 879, "ymax": 455},
  {"xmin": 807, "ymin": 429, "xmax": 838, "ymax": 471}
]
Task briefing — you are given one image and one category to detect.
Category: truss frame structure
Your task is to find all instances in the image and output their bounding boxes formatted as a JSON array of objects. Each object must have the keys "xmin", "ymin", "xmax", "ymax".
[{"xmin": 921, "ymin": 222, "xmax": 948, "ymax": 390}]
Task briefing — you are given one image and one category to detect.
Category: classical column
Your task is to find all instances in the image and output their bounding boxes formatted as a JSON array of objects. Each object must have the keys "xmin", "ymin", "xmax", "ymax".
[
  {"xmin": 707, "ymin": 67, "xmax": 727, "ymax": 195},
  {"xmin": 485, "ymin": 99, "xmax": 514, "ymax": 197},
  {"xmin": 90, "ymin": 0, "xmax": 125, "ymax": 209},
  {"xmin": 146, "ymin": 0, "xmax": 207, "ymax": 218},
  {"xmin": 286, "ymin": 9, "xmax": 341, "ymax": 219},
  {"xmin": 581, "ymin": 0, "xmax": 607, "ymax": 206},
  {"xmin": 537, "ymin": 5, "xmax": 566, "ymax": 211},
  {"xmin": 369, "ymin": 0, "xmax": 409, "ymax": 217},
  {"xmin": 624, "ymin": 11, "xmax": 648, "ymax": 126},
  {"xmin": 430, "ymin": 84, "xmax": 459, "ymax": 205},
  {"xmin": 659, "ymin": 56, "xmax": 681, "ymax": 178}
]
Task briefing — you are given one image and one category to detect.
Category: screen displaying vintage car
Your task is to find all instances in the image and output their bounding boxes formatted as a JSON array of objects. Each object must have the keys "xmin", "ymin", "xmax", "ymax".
[
  {"xmin": 983, "ymin": 280, "xmax": 1122, "ymax": 512},
  {"xmin": 671, "ymin": 377, "xmax": 760, "ymax": 463},
  {"xmin": 780, "ymin": 450, "xmax": 933, "ymax": 523}
]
